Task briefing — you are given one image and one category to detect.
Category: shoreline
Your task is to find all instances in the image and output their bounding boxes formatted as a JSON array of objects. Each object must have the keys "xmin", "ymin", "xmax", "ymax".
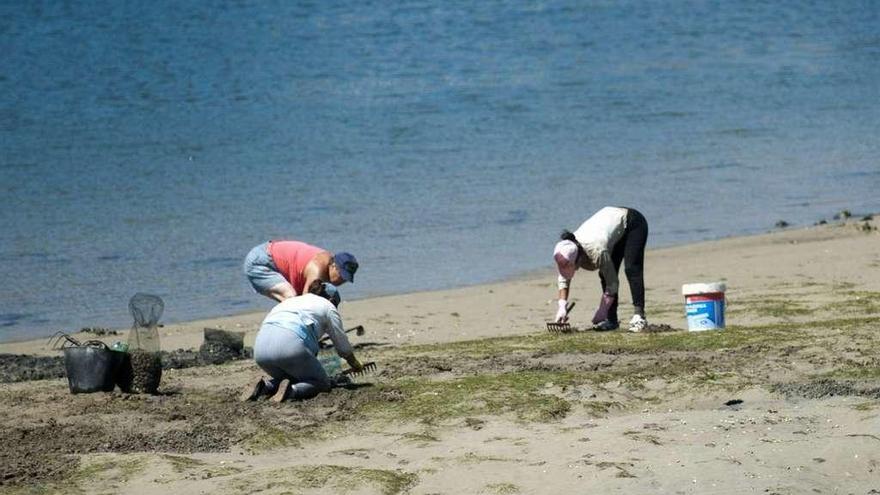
[
  {"xmin": 3, "ymin": 217, "xmax": 876, "ymax": 356},
  {"xmin": 1, "ymin": 214, "xmax": 872, "ymax": 348},
  {"xmin": 0, "ymin": 215, "xmax": 857, "ymax": 348}
]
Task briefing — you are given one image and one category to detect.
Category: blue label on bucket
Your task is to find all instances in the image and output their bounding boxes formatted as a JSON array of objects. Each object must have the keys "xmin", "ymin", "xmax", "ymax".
[{"xmin": 685, "ymin": 299, "xmax": 725, "ymax": 331}]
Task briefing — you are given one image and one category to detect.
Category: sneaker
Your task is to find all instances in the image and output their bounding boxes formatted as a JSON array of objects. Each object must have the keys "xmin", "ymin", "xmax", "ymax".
[
  {"xmin": 240, "ymin": 377, "xmax": 268, "ymax": 402},
  {"xmin": 628, "ymin": 315, "xmax": 647, "ymax": 333},
  {"xmin": 271, "ymin": 379, "xmax": 291, "ymax": 403},
  {"xmin": 593, "ymin": 320, "xmax": 619, "ymax": 331}
]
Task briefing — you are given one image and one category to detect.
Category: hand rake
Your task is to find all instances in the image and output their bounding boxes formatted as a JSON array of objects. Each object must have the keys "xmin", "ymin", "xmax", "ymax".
[
  {"xmin": 546, "ymin": 322, "xmax": 578, "ymax": 333},
  {"xmin": 342, "ymin": 361, "xmax": 377, "ymax": 378},
  {"xmin": 546, "ymin": 302, "xmax": 577, "ymax": 333}
]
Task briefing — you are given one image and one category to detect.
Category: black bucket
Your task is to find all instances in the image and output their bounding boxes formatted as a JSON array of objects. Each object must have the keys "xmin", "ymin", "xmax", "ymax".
[
  {"xmin": 112, "ymin": 350, "xmax": 133, "ymax": 393},
  {"xmin": 63, "ymin": 345, "xmax": 117, "ymax": 393}
]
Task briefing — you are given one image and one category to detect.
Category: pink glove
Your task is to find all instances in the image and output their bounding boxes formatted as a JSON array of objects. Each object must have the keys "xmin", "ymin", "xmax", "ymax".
[{"xmin": 591, "ymin": 293, "xmax": 617, "ymax": 324}]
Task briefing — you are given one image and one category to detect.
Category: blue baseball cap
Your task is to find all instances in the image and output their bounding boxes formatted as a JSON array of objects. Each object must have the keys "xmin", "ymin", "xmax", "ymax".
[
  {"xmin": 322, "ymin": 282, "xmax": 341, "ymax": 307},
  {"xmin": 334, "ymin": 252, "xmax": 358, "ymax": 283}
]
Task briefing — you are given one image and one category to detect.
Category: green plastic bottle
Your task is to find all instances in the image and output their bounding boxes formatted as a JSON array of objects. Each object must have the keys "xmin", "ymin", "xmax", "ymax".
[{"xmin": 111, "ymin": 341, "xmax": 129, "ymax": 353}]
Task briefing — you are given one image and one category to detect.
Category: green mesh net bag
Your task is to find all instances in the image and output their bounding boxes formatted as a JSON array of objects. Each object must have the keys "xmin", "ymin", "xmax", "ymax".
[{"xmin": 125, "ymin": 293, "xmax": 163, "ymax": 394}]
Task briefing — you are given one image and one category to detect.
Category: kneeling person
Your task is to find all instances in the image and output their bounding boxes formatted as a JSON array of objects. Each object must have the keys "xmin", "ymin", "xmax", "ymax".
[{"xmin": 242, "ymin": 281, "xmax": 364, "ymax": 402}]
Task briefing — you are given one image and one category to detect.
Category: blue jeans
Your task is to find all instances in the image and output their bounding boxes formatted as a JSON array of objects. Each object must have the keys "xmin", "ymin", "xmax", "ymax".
[{"xmin": 243, "ymin": 242, "xmax": 287, "ymax": 294}]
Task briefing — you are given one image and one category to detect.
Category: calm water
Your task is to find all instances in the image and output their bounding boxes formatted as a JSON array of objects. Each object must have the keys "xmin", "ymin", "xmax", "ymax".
[{"xmin": 2, "ymin": 0, "xmax": 879, "ymax": 342}]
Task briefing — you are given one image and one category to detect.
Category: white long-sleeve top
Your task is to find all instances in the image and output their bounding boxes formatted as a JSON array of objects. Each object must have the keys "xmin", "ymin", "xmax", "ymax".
[
  {"xmin": 261, "ymin": 293, "xmax": 353, "ymax": 356},
  {"xmin": 557, "ymin": 206, "xmax": 628, "ymax": 294}
]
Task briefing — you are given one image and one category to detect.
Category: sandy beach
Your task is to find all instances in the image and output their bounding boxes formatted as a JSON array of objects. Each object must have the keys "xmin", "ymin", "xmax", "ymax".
[{"xmin": 2, "ymin": 217, "xmax": 879, "ymax": 494}]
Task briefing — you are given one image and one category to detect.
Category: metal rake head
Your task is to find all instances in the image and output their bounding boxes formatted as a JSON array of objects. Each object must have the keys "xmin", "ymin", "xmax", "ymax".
[
  {"xmin": 546, "ymin": 322, "xmax": 574, "ymax": 334},
  {"xmin": 343, "ymin": 361, "xmax": 377, "ymax": 377}
]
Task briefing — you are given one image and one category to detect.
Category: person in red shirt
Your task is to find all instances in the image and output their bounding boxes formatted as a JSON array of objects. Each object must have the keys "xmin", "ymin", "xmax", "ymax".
[{"xmin": 243, "ymin": 240, "xmax": 358, "ymax": 302}]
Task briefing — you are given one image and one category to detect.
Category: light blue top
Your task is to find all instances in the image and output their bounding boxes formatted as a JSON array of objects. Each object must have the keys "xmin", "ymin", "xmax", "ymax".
[{"xmin": 261, "ymin": 294, "xmax": 351, "ymax": 356}]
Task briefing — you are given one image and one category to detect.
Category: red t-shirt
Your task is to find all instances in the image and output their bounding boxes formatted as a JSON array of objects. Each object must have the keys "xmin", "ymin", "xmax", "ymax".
[{"xmin": 267, "ymin": 240, "xmax": 325, "ymax": 295}]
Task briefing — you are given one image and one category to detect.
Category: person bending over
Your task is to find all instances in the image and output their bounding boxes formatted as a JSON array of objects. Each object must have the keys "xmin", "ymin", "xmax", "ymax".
[
  {"xmin": 243, "ymin": 239, "xmax": 358, "ymax": 302},
  {"xmin": 553, "ymin": 206, "xmax": 649, "ymax": 332},
  {"xmin": 241, "ymin": 281, "xmax": 364, "ymax": 402}
]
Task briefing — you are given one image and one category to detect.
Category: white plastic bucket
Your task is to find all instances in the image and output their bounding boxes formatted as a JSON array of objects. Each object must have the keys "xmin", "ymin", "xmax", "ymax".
[{"xmin": 682, "ymin": 282, "xmax": 726, "ymax": 331}]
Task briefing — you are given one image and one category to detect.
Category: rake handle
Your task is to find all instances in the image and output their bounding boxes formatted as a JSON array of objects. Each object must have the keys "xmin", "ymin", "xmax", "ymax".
[{"xmin": 318, "ymin": 325, "xmax": 364, "ymax": 345}]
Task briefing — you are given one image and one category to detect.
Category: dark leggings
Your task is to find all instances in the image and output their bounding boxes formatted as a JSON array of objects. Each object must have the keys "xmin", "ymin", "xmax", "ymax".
[{"xmin": 599, "ymin": 208, "xmax": 648, "ymax": 322}]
